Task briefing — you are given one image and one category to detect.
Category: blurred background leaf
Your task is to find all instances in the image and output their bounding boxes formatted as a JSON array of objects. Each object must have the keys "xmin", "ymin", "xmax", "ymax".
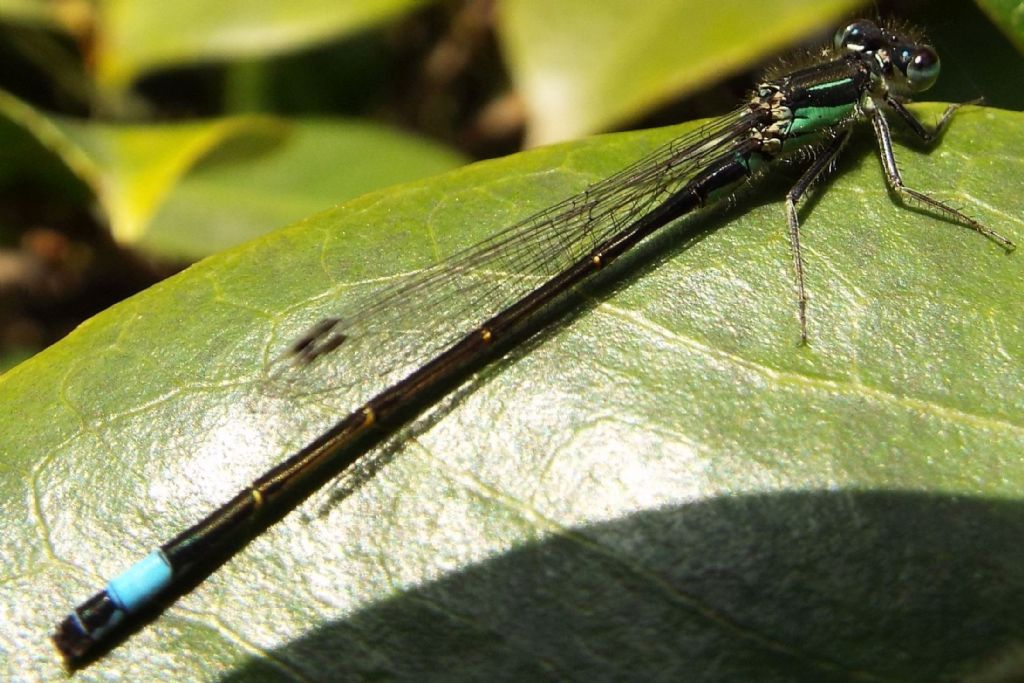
[
  {"xmin": 0, "ymin": 0, "xmax": 91, "ymax": 28},
  {"xmin": 498, "ymin": 0, "xmax": 863, "ymax": 145},
  {"xmin": 143, "ymin": 119, "xmax": 466, "ymax": 259},
  {"xmin": 974, "ymin": 0, "xmax": 1024, "ymax": 51},
  {"xmin": 92, "ymin": 0, "xmax": 434, "ymax": 91},
  {"xmin": 0, "ymin": 90, "xmax": 465, "ymax": 256}
]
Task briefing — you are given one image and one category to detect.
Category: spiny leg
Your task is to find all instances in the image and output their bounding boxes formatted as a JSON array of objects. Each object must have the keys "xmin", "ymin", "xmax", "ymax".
[
  {"xmin": 870, "ymin": 101, "xmax": 1015, "ymax": 251},
  {"xmin": 884, "ymin": 96, "xmax": 976, "ymax": 144},
  {"xmin": 785, "ymin": 130, "xmax": 852, "ymax": 344}
]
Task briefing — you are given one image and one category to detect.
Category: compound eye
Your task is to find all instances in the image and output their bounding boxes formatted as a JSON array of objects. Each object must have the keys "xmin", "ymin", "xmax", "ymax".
[
  {"xmin": 906, "ymin": 46, "xmax": 940, "ymax": 91},
  {"xmin": 834, "ymin": 20, "xmax": 883, "ymax": 52}
]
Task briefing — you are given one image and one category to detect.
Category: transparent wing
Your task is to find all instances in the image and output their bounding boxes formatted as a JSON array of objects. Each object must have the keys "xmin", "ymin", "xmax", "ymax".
[{"xmin": 274, "ymin": 108, "xmax": 758, "ymax": 400}]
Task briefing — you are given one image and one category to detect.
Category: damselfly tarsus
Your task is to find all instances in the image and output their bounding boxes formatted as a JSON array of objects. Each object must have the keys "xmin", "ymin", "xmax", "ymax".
[{"xmin": 53, "ymin": 18, "xmax": 1014, "ymax": 664}]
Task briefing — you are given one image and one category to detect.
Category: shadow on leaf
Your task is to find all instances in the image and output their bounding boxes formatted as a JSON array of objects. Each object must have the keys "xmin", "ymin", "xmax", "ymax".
[{"xmin": 222, "ymin": 489, "xmax": 1024, "ymax": 683}]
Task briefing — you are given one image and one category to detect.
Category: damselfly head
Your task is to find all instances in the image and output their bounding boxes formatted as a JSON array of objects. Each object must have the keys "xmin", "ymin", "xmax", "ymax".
[{"xmin": 834, "ymin": 19, "xmax": 940, "ymax": 93}]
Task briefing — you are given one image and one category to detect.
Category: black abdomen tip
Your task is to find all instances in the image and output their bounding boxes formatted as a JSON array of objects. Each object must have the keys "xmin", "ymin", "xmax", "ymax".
[{"xmin": 51, "ymin": 613, "xmax": 92, "ymax": 664}]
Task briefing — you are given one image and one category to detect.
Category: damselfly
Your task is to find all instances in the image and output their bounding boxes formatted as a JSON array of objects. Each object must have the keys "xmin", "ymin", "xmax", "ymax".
[{"xmin": 53, "ymin": 18, "xmax": 1014, "ymax": 664}]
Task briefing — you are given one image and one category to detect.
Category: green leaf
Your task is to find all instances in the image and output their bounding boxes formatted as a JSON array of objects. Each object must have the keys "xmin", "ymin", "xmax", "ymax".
[
  {"xmin": 497, "ymin": 0, "xmax": 863, "ymax": 145},
  {"xmin": 141, "ymin": 119, "xmax": 466, "ymax": 259},
  {"xmin": 0, "ymin": 90, "xmax": 465, "ymax": 257},
  {"xmin": 53, "ymin": 116, "xmax": 287, "ymax": 246},
  {"xmin": 0, "ymin": 0, "xmax": 89, "ymax": 28},
  {"xmin": 974, "ymin": 0, "xmax": 1024, "ymax": 52},
  {"xmin": 92, "ymin": 0, "xmax": 431, "ymax": 89},
  {"xmin": 0, "ymin": 89, "xmax": 282, "ymax": 243},
  {"xmin": 2, "ymin": 106, "xmax": 1023, "ymax": 681}
]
